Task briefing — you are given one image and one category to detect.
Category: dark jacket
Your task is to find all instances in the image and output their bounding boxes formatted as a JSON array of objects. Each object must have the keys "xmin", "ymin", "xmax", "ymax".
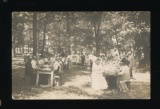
[{"xmin": 25, "ymin": 60, "xmax": 34, "ymax": 76}]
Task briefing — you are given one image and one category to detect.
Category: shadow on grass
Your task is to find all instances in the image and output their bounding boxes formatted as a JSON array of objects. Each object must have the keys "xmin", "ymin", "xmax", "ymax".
[
  {"xmin": 62, "ymin": 67, "xmax": 90, "ymax": 82},
  {"xmin": 12, "ymin": 59, "xmax": 150, "ymax": 99},
  {"xmin": 12, "ymin": 80, "xmax": 150, "ymax": 99},
  {"xmin": 47, "ymin": 85, "xmax": 102, "ymax": 99}
]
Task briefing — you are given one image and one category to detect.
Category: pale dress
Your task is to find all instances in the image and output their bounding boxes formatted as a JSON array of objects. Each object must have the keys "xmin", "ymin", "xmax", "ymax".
[{"xmin": 91, "ymin": 62, "xmax": 108, "ymax": 90}]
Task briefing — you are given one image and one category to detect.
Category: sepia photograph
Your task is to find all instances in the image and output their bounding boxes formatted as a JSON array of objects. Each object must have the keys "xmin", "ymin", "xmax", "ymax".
[{"xmin": 12, "ymin": 11, "xmax": 150, "ymax": 100}]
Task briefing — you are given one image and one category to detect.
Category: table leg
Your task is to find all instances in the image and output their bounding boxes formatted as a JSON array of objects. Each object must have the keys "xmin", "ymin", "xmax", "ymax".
[
  {"xmin": 116, "ymin": 76, "xmax": 120, "ymax": 90},
  {"xmin": 51, "ymin": 71, "xmax": 53, "ymax": 87},
  {"xmin": 36, "ymin": 72, "xmax": 39, "ymax": 86}
]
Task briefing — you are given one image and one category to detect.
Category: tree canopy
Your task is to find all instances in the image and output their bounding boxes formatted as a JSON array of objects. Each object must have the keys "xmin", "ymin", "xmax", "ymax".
[{"xmin": 12, "ymin": 11, "xmax": 150, "ymax": 64}]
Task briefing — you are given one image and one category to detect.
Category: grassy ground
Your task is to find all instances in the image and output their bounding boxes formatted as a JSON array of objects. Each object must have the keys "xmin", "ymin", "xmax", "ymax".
[{"xmin": 12, "ymin": 57, "xmax": 150, "ymax": 100}]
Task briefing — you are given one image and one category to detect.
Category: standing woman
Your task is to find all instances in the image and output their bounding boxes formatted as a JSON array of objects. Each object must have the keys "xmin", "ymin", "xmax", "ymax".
[{"xmin": 91, "ymin": 58, "xmax": 108, "ymax": 90}]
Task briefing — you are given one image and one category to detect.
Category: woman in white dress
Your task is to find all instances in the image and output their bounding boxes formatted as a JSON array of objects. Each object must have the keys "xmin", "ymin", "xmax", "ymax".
[{"xmin": 91, "ymin": 58, "xmax": 108, "ymax": 90}]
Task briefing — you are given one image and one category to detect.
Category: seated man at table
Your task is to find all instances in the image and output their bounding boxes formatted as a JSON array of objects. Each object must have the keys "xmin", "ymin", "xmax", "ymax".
[{"xmin": 117, "ymin": 58, "xmax": 130, "ymax": 92}]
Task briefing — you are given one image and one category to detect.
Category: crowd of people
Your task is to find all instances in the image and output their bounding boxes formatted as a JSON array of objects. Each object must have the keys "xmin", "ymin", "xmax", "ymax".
[{"xmin": 24, "ymin": 51, "xmax": 135, "ymax": 93}]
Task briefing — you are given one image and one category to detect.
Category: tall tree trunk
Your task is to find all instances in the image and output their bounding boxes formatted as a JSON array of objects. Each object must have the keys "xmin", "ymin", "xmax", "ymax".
[
  {"xmin": 33, "ymin": 12, "xmax": 37, "ymax": 56},
  {"xmin": 13, "ymin": 36, "xmax": 16, "ymax": 56},
  {"xmin": 96, "ymin": 42, "xmax": 100, "ymax": 57},
  {"xmin": 20, "ymin": 46, "xmax": 22, "ymax": 53},
  {"xmin": 58, "ymin": 35, "xmax": 61, "ymax": 54},
  {"xmin": 93, "ymin": 12, "xmax": 102, "ymax": 57},
  {"xmin": 112, "ymin": 21, "xmax": 120, "ymax": 59},
  {"xmin": 29, "ymin": 28, "xmax": 32, "ymax": 53},
  {"xmin": 22, "ymin": 46, "xmax": 24, "ymax": 53},
  {"xmin": 28, "ymin": 44, "xmax": 29, "ymax": 53},
  {"xmin": 37, "ymin": 30, "xmax": 39, "ymax": 55},
  {"xmin": 66, "ymin": 12, "xmax": 71, "ymax": 55},
  {"xmin": 42, "ymin": 13, "xmax": 48, "ymax": 56},
  {"xmin": 114, "ymin": 35, "xmax": 120, "ymax": 59},
  {"xmin": 94, "ymin": 24, "xmax": 101, "ymax": 57}
]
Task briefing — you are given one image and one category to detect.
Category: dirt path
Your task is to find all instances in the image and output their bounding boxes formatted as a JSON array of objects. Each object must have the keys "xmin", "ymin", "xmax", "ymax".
[
  {"xmin": 12, "ymin": 57, "xmax": 150, "ymax": 99},
  {"xmin": 13, "ymin": 65, "xmax": 110, "ymax": 99}
]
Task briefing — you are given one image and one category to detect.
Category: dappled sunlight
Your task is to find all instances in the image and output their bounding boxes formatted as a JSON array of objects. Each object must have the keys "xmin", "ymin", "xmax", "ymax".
[
  {"xmin": 133, "ymin": 72, "xmax": 150, "ymax": 82},
  {"xmin": 11, "ymin": 11, "xmax": 150, "ymax": 100},
  {"xmin": 12, "ymin": 56, "xmax": 150, "ymax": 99}
]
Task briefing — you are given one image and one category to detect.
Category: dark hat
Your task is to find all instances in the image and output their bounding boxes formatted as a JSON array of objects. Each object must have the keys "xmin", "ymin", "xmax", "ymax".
[{"xmin": 121, "ymin": 58, "xmax": 129, "ymax": 65}]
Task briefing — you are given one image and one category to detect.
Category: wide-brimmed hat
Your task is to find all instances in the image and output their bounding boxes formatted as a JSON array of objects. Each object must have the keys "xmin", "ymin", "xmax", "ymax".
[{"xmin": 121, "ymin": 58, "xmax": 129, "ymax": 65}]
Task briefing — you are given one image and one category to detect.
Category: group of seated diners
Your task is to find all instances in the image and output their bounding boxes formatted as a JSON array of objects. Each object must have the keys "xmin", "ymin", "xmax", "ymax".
[{"xmin": 24, "ymin": 52, "xmax": 132, "ymax": 92}]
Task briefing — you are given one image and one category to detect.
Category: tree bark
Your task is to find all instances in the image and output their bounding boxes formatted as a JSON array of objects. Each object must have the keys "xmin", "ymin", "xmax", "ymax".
[
  {"xmin": 114, "ymin": 35, "xmax": 120, "ymax": 58},
  {"xmin": 96, "ymin": 42, "xmax": 100, "ymax": 57},
  {"xmin": 37, "ymin": 30, "xmax": 39, "ymax": 55},
  {"xmin": 13, "ymin": 36, "xmax": 16, "ymax": 56},
  {"xmin": 22, "ymin": 46, "xmax": 24, "ymax": 53},
  {"xmin": 42, "ymin": 13, "xmax": 48, "ymax": 56},
  {"xmin": 93, "ymin": 13, "xmax": 102, "ymax": 57},
  {"xmin": 66, "ymin": 12, "xmax": 71, "ymax": 55},
  {"xmin": 58, "ymin": 35, "xmax": 61, "ymax": 54},
  {"xmin": 111, "ymin": 22, "xmax": 120, "ymax": 59},
  {"xmin": 28, "ymin": 44, "xmax": 29, "ymax": 53},
  {"xmin": 33, "ymin": 12, "xmax": 38, "ymax": 56}
]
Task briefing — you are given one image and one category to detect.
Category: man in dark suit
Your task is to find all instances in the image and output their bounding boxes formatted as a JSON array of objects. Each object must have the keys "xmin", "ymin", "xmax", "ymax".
[{"xmin": 25, "ymin": 56, "xmax": 34, "ymax": 86}]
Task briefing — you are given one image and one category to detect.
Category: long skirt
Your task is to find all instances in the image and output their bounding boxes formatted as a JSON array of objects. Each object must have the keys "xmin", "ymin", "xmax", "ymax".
[{"xmin": 91, "ymin": 73, "xmax": 108, "ymax": 90}]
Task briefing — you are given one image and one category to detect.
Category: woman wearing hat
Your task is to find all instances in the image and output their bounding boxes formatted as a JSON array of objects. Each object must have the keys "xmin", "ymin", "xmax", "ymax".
[
  {"xmin": 91, "ymin": 58, "xmax": 108, "ymax": 90},
  {"xmin": 117, "ymin": 58, "xmax": 130, "ymax": 92}
]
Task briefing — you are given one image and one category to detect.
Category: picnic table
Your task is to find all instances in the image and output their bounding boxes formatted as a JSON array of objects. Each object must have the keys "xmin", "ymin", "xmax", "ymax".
[
  {"xmin": 103, "ymin": 64, "xmax": 120, "ymax": 89},
  {"xmin": 36, "ymin": 65, "xmax": 54, "ymax": 87},
  {"xmin": 103, "ymin": 65, "xmax": 131, "ymax": 91}
]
